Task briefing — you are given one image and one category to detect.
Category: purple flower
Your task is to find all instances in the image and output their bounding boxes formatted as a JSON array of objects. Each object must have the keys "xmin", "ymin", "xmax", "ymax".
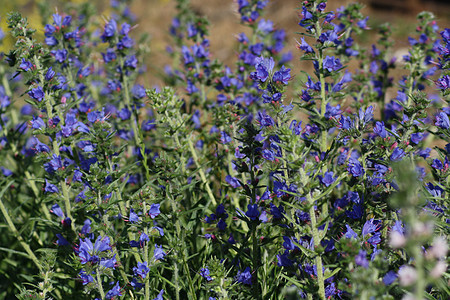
[
  {"xmin": 50, "ymin": 203, "xmax": 64, "ymax": 218},
  {"xmin": 78, "ymin": 235, "xmax": 111, "ymax": 264},
  {"xmin": 436, "ymin": 75, "xmax": 450, "ymax": 90},
  {"xmin": 245, "ymin": 204, "xmax": 260, "ymax": 220},
  {"xmin": 133, "ymin": 261, "xmax": 150, "ymax": 279},
  {"xmin": 347, "ymin": 158, "xmax": 364, "ymax": 177},
  {"xmin": 374, "ymin": 121, "xmax": 387, "ymax": 138},
  {"xmin": 105, "ymin": 281, "xmax": 122, "ymax": 299},
  {"xmin": 343, "ymin": 224, "xmax": 358, "ymax": 239},
  {"xmin": 79, "ymin": 270, "xmax": 94, "ymax": 285},
  {"xmin": 148, "ymin": 204, "xmax": 161, "ymax": 219},
  {"xmin": 273, "ymin": 65, "xmax": 291, "ymax": 84},
  {"xmin": 362, "ymin": 218, "xmax": 379, "ymax": 237},
  {"xmin": 102, "ymin": 19, "xmax": 117, "ymax": 40},
  {"xmin": 235, "ymin": 267, "xmax": 252, "ymax": 285},
  {"xmin": 51, "ymin": 49, "xmax": 68, "ymax": 63},
  {"xmin": 200, "ymin": 267, "xmax": 213, "ymax": 281},
  {"xmin": 153, "ymin": 244, "xmax": 166, "ymax": 260},
  {"xmin": 321, "ymin": 171, "xmax": 335, "ymax": 187},
  {"xmin": 390, "ymin": 147, "xmax": 405, "ymax": 161},
  {"xmin": 435, "ymin": 112, "xmax": 450, "ymax": 129},
  {"xmin": 257, "ymin": 111, "xmax": 275, "ymax": 128},
  {"xmin": 45, "ymin": 180, "xmax": 59, "ymax": 193},
  {"xmin": 277, "ymin": 250, "xmax": 294, "ymax": 267},
  {"xmin": 410, "ymin": 132, "xmax": 424, "ymax": 144},
  {"xmin": 257, "ymin": 19, "xmax": 273, "ymax": 34},
  {"xmin": 355, "ymin": 250, "xmax": 369, "ymax": 268},
  {"xmin": 220, "ymin": 131, "xmax": 232, "ymax": 144},
  {"xmin": 323, "ymin": 56, "xmax": 343, "ymax": 72},
  {"xmin": 129, "ymin": 208, "xmax": 140, "ymax": 223},
  {"xmin": 19, "ymin": 58, "xmax": 33, "ymax": 71},
  {"xmin": 28, "ymin": 86, "xmax": 45, "ymax": 102},
  {"xmin": 217, "ymin": 218, "xmax": 227, "ymax": 230},
  {"xmin": 383, "ymin": 271, "xmax": 398, "ymax": 285},
  {"xmin": 297, "ymin": 37, "xmax": 314, "ymax": 53},
  {"xmin": 250, "ymin": 56, "xmax": 274, "ymax": 82},
  {"xmin": 56, "ymin": 233, "xmax": 70, "ymax": 246},
  {"xmin": 153, "ymin": 290, "xmax": 164, "ymax": 300},
  {"xmin": 270, "ymin": 203, "xmax": 285, "ymax": 219},
  {"xmin": 262, "ymin": 149, "xmax": 275, "ymax": 161}
]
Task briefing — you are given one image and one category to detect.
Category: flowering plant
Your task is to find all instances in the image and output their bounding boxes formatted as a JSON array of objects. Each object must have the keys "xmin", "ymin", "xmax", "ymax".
[{"xmin": 0, "ymin": 0, "xmax": 448, "ymax": 299}]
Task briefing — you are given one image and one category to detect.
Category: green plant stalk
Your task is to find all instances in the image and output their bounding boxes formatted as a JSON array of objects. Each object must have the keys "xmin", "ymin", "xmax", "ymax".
[
  {"xmin": 24, "ymin": 170, "xmax": 52, "ymax": 221},
  {"xmin": 0, "ymin": 188, "xmax": 42, "ymax": 270},
  {"xmin": 307, "ymin": 193, "xmax": 326, "ymax": 300},
  {"xmin": 96, "ymin": 269, "xmax": 106, "ymax": 299},
  {"xmin": 186, "ymin": 129, "xmax": 217, "ymax": 206}
]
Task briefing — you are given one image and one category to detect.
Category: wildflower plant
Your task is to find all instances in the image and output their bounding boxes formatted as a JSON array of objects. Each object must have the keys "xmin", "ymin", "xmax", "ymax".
[{"xmin": 0, "ymin": 0, "xmax": 448, "ymax": 299}]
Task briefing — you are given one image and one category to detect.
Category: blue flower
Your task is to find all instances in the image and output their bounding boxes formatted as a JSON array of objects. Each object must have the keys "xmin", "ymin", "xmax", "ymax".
[
  {"xmin": 277, "ymin": 250, "xmax": 293, "ymax": 267},
  {"xmin": 355, "ymin": 250, "xmax": 369, "ymax": 268},
  {"xmin": 323, "ymin": 56, "xmax": 343, "ymax": 72},
  {"xmin": 148, "ymin": 204, "xmax": 161, "ymax": 219},
  {"xmin": 153, "ymin": 244, "xmax": 166, "ymax": 261},
  {"xmin": 79, "ymin": 270, "xmax": 94, "ymax": 285},
  {"xmin": 45, "ymin": 180, "xmax": 59, "ymax": 193},
  {"xmin": 152, "ymin": 290, "xmax": 164, "ymax": 300},
  {"xmin": 200, "ymin": 267, "xmax": 213, "ymax": 281},
  {"xmin": 133, "ymin": 261, "xmax": 150, "ymax": 279},
  {"xmin": 390, "ymin": 147, "xmax": 405, "ymax": 161},
  {"xmin": 436, "ymin": 75, "xmax": 450, "ymax": 90},
  {"xmin": 78, "ymin": 235, "xmax": 112, "ymax": 264},
  {"xmin": 383, "ymin": 271, "xmax": 398, "ymax": 285},
  {"xmin": 129, "ymin": 208, "xmax": 140, "ymax": 223},
  {"xmin": 272, "ymin": 65, "xmax": 291, "ymax": 84},
  {"xmin": 245, "ymin": 204, "xmax": 260, "ymax": 220},
  {"xmin": 297, "ymin": 37, "xmax": 314, "ymax": 53},
  {"xmin": 347, "ymin": 158, "xmax": 364, "ymax": 177},
  {"xmin": 19, "ymin": 58, "xmax": 33, "ymax": 71},
  {"xmin": 435, "ymin": 112, "xmax": 450, "ymax": 129},
  {"xmin": 28, "ymin": 86, "xmax": 45, "ymax": 102},
  {"xmin": 343, "ymin": 224, "xmax": 358, "ymax": 239},
  {"xmin": 105, "ymin": 281, "xmax": 122, "ymax": 299},
  {"xmin": 236, "ymin": 267, "xmax": 252, "ymax": 285},
  {"xmin": 250, "ymin": 56, "xmax": 274, "ymax": 82},
  {"xmin": 321, "ymin": 171, "xmax": 335, "ymax": 187},
  {"xmin": 102, "ymin": 19, "xmax": 117, "ymax": 40}
]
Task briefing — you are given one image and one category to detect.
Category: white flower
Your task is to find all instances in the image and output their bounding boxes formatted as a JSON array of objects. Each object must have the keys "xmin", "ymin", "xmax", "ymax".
[
  {"xmin": 429, "ymin": 236, "xmax": 448, "ymax": 259},
  {"xmin": 398, "ymin": 266, "xmax": 417, "ymax": 286},
  {"xmin": 389, "ymin": 231, "xmax": 406, "ymax": 248},
  {"xmin": 430, "ymin": 261, "xmax": 447, "ymax": 279}
]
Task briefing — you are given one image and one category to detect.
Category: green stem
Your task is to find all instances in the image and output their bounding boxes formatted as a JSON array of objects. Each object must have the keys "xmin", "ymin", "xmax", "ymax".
[
  {"xmin": 0, "ymin": 185, "xmax": 42, "ymax": 270},
  {"xmin": 307, "ymin": 194, "xmax": 326, "ymax": 300},
  {"xmin": 96, "ymin": 270, "xmax": 106, "ymax": 299},
  {"xmin": 186, "ymin": 130, "xmax": 217, "ymax": 206}
]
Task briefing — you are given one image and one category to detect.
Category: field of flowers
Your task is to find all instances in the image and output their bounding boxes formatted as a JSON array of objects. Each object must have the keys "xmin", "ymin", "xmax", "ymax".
[{"xmin": 0, "ymin": 0, "xmax": 448, "ymax": 299}]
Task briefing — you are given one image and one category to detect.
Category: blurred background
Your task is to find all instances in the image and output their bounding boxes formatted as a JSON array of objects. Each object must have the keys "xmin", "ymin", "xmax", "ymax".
[{"xmin": 1, "ymin": 0, "xmax": 449, "ymax": 87}]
